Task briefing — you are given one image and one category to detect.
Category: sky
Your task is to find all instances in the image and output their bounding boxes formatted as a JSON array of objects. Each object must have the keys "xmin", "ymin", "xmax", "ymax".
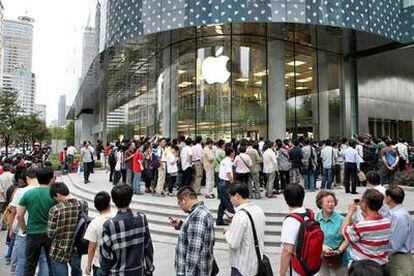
[{"xmin": 3, "ymin": 0, "xmax": 96, "ymax": 124}]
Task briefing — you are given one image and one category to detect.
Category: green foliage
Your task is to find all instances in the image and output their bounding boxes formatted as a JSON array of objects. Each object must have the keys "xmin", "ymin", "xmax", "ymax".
[
  {"xmin": 0, "ymin": 89, "xmax": 20, "ymax": 155},
  {"xmin": 65, "ymin": 121, "xmax": 75, "ymax": 146},
  {"xmin": 49, "ymin": 126, "xmax": 66, "ymax": 140},
  {"xmin": 14, "ymin": 114, "xmax": 50, "ymax": 153}
]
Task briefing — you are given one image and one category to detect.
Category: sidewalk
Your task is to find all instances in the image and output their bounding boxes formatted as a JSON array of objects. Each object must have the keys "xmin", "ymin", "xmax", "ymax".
[{"xmin": 66, "ymin": 170, "xmax": 414, "ymax": 214}]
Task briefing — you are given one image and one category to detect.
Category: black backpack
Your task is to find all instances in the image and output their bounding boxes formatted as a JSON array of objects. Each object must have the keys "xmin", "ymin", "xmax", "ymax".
[{"xmin": 71, "ymin": 200, "xmax": 90, "ymax": 255}]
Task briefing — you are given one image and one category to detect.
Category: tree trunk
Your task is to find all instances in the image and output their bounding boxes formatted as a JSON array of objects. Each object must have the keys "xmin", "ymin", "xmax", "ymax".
[{"xmin": 5, "ymin": 140, "xmax": 9, "ymax": 157}]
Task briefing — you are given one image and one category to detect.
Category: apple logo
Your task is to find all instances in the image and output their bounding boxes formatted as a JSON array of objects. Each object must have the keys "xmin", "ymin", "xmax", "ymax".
[{"xmin": 201, "ymin": 55, "xmax": 231, "ymax": 85}]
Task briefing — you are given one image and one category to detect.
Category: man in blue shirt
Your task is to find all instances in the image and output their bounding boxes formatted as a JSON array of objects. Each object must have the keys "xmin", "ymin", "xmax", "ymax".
[{"xmin": 385, "ymin": 186, "xmax": 414, "ymax": 276}]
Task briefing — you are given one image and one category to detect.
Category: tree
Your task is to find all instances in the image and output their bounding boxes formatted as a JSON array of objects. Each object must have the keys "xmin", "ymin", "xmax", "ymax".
[
  {"xmin": 14, "ymin": 115, "xmax": 50, "ymax": 154},
  {"xmin": 0, "ymin": 89, "xmax": 20, "ymax": 156},
  {"xmin": 65, "ymin": 120, "xmax": 75, "ymax": 146}
]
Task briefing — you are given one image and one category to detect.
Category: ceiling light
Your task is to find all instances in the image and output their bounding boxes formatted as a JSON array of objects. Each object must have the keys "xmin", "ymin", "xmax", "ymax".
[
  {"xmin": 253, "ymin": 70, "xmax": 267, "ymax": 77},
  {"xmin": 254, "ymin": 81, "xmax": 262, "ymax": 86},
  {"xmin": 285, "ymin": 72, "xmax": 301, "ymax": 78},
  {"xmin": 178, "ymin": 81, "xmax": 193, "ymax": 88},
  {"xmin": 296, "ymin": 86, "xmax": 308, "ymax": 90},
  {"xmin": 235, "ymin": 78, "xmax": 249, "ymax": 82},
  {"xmin": 178, "ymin": 70, "xmax": 186, "ymax": 74},
  {"xmin": 287, "ymin": 61, "xmax": 306, "ymax": 66},
  {"xmin": 296, "ymin": 77, "xmax": 313, "ymax": 83}
]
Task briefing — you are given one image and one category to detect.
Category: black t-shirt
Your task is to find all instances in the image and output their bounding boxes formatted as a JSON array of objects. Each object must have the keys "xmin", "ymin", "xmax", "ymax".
[{"xmin": 289, "ymin": 147, "xmax": 302, "ymax": 168}]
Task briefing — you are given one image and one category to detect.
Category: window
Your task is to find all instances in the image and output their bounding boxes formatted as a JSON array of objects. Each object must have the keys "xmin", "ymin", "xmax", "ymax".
[{"xmin": 404, "ymin": 0, "xmax": 414, "ymax": 8}]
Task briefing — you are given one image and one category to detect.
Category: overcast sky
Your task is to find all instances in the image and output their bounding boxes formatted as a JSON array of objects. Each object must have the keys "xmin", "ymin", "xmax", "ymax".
[{"xmin": 3, "ymin": 0, "xmax": 96, "ymax": 123}]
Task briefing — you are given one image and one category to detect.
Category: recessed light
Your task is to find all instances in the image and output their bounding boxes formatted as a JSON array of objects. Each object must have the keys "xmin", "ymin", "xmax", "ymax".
[
  {"xmin": 287, "ymin": 61, "xmax": 306, "ymax": 66},
  {"xmin": 235, "ymin": 78, "xmax": 249, "ymax": 82},
  {"xmin": 296, "ymin": 86, "xmax": 308, "ymax": 90},
  {"xmin": 285, "ymin": 72, "xmax": 301, "ymax": 77}
]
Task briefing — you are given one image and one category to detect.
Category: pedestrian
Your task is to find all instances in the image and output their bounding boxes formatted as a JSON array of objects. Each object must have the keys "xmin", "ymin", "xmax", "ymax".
[
  {"xmin": 155, "ymin": 138, "xmax": 167, "ymax": 196},
  {"xmin": 192, "ymin": 136, "xmax": 204, "ymax": 194},
  {"xmin": 66, "ymin": 145, "xmax": 76, "ymax": 173},
  {"xmin": 263, "ymin": 142, "xmax": 278, "ymax": 198},
  {"xmin": 217, "ymin": 147, "xmax": 236, "ymax": 226},
  {"xmin": 47, "ymin": 182, "xmax": 88, "ymax": 276},
  {"xmin": 246, "ymin": 141, "xmax": 262, "ymax": 199},
  {"xmin": 171, "ymin": 187, "xmax": 216, "ymax": 276},
  {"xmin": 17, "ymin": 166, "xmax": 56, "ymax": 276},
  {"xmin": 395, "ymin": 138, "xmax": 408, "ymax": 171},
  {"xmin": 224, "ymin": 183, "xmax": 266, "ymax": 276},
  {"xmin": 320, "ymin": 140, "xmax": 335, "ymax": 189},
  {"xmin": 233, "ymin": 144, "xmax": 252, "ymax": 186},
  {"xmin": 279, "ymin": 184, "xmax": 323, "ymax": 276},
  {"xmin": 81, "ymin": 141, "xmax": 94, "ymax": 184},
  {"xmin": 124, "ymin": 142, "xmax": 136, "ymax": 186},
  {"xmin": 288, "ymin": 140, "xmax": 303, "ymax": 185},
  {"xmin": 166, "ymin": 145, "xmax": 179, "ymax": 196},
  {"xmin": 381, "ymin": 140, "xmax": 399, "ymax": 186},
  {"xmin": 301, "ymin": 139, "xmax": 318, "ymax": 192},
  {"xmin": 341, "ymin": 189, "xmax": 391, "ymax": 267},
  {"xmin": 180, "ymin": 138, "xmax": 193, "ymax": 187},
  {"xmin": 108, "ymin": 142, "xmax": 118, "ymax": 183},
  {"xmin": 340, "ymin": 140, "xmax": 362, "ymax": 194},
  {"xmin": 113, "ymin": 145, "xmax": 125, "ymax": 185},
  {"xmin": 214, "ymin": 140, "xmax": 226, "ymax": 188},
  {"xmin": 315, "ymin": 191, "xmax": 349, "ymax": 275},
  {"xmin": 142, "ymin": 143, "xmax": 156, "ymax": 193},
  {"xmin": 276, "ymin": 139, "xmax": 291, "ymax": 192},
  {"xmin": 385, "ymin": 186, "xmax": 414, "ymax": 276},
  {"xmin": 8, "ymin": 168, "xmax": 48, "ymax": 276},
  {"xmin": 84, "ymin": 192, "xmax": 113, "ymax": 276},
  {"xmin": 100, "ymin": 184, "xmax": 154, "ymax": 275},
  {"xmin": 203, "ymin": 139, "xmax": 215, "ymax": 198},
  {"xmin": 348, "ymin": 260, "xmax": 386, "ymax": 276},
  {"xmin": 132, "ymin": 143, "xmax": 144, "ymax": 195}
]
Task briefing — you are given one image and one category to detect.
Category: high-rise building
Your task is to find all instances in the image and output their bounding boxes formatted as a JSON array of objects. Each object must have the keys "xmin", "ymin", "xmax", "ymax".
[
  {"xmin": 0, "ymin": 1, "xmax": 5, "ymax": 86},
  {"xmin": 2, "ymin": 16, "xmax": 36, "ymax": 115},
  {"xmin": 81, "ymin": 13, "xmax": 98, "ymax": 80},
  {"xmin": 34, "ymin": 104, "xmax": 46, "ymax": 122},
  {"xmin": 58, "ymin": 95, "xmax": 67, "ymax": 126}
]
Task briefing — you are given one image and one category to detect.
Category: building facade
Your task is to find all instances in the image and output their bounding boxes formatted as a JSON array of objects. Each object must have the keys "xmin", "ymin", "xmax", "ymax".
[
  {"xmin": 69, "ymin": 0, "xmax": 414, "ymax": 144},
  {"xmin": 0, "ymin": 1, "xmax": 5, "ymax": 87},
  {"xmin": 34, "ymin": 103, "xmax": 46, "ymax": 122},
  {"xmin": 2, "ymin": 16, "xmax": 36, "ymax": 115},
  {"xmin": 58, "ymin": 94, "xmax": 67, "ymax": 126}
]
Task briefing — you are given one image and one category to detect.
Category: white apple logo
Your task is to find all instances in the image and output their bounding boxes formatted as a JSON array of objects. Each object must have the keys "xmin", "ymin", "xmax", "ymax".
[{"xmin": 201, "ymin": 55, "xmax": 231, "ymax": 84}]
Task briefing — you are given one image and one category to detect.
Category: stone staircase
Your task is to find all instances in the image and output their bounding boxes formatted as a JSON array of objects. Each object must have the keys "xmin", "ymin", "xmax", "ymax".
[{"xmin": 64, "ymin": 175, "xmax": 283, "ymax": 253}]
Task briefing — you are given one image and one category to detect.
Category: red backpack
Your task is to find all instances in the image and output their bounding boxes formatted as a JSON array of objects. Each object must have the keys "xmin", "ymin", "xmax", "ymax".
[{"xmin": 287, "ymin": 209, "xmax": 324, "ymax": 276}]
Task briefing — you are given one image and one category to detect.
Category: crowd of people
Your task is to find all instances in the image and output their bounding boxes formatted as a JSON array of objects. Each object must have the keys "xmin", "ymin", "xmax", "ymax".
[{"xmin": 0, "ymin": 134, "xmax": 412, "ymax": 276}]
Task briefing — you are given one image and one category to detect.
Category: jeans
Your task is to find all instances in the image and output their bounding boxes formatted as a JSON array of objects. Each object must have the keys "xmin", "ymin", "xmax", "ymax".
[
  {"xmin": 235, "ymin": 173, "xmax": 249, "ymax": 185},
  {"xmin": 167, "ymin": 174, "xmax": 177, "ymax": 194},
  {"xmin": 113, "ymin": 170, "xmax": 122, "ymax": 185},
  {"xmin": 83, "ymin": 162, "xmax": 93, "ymax": 182},
  {"xmin": 126, "ymin": 169, "xmax": 133, "ymax": 186},
  {"xmin": 217, "ymin": 180, "xmax": 235, "ymax": 224},
  {"xmin": 50, "ymin": 254, "xmax": 81, "ymax": 276},
  {"xmin": 16, "ymin": 235, "xmax": 48, "ymax": 276},
  {"xmin": 321, "ymin": 168, "xmax": 333, "ymax": 189},
  {"xmin": 93, "ymin": 265, "xmax": 105, "ymax": 276},
  {"xmin": 279, "ymin": 170, "xmax": 290, "ymax": 191},
  {"xmin": 133, "ymin": 172, "xmax": 142, "ymax": 194},
  {"xmin": 24, "ymin": 233, "xmax": 52, "ymax": 276},
  {"xmin": 5, "ymin": 236, "xmax": 15, "ymax": 261},
  {"xmin": 344, "ymin": 162, "xmax": 357, "ymax": 193},
  {"xmin": 109, "ymin": 165, "xmax": 115, "ymax": 182},
  {"xmin": 304, "ymin": 169, "xmax": 316, "ymax": 191}
]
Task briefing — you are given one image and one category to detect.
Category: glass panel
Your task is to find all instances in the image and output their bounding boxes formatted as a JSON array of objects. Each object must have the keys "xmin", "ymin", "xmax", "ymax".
[
  {"xmin": 232, "ymin": 35, "xmax": 267, "ymax": 140},
  {"xmin": 196, "ymin": 36, "xmax": 232, "ymax": 140},
  {"xmin": 284, "ymin": 42, "xmax": 296, "ymax": 138}
]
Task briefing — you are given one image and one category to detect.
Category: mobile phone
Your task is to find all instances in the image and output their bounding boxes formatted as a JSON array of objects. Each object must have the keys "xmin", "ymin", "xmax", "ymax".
[{"xmin": 354, "ymin": 198, "xmax": 360, "ymax": 204}]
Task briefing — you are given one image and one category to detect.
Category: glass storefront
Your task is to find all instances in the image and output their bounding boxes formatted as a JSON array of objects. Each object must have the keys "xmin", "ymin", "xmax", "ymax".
[{"xmin": 105, "ymin": 23, "xmax": 344, "ymax": 141}]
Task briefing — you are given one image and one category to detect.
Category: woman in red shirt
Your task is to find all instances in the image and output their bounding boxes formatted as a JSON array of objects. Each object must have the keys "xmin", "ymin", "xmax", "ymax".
[{"xmin": 132, "ymin": 144, "xmax": 144, "ymax": 195}]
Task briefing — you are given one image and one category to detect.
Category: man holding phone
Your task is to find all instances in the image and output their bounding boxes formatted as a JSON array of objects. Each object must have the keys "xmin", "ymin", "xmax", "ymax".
[{"xmin": 171, "ymin": 187, "xmax": 216, "ymax": 276}]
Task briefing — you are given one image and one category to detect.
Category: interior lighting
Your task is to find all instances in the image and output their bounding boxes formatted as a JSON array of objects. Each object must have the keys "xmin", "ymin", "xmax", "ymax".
[
  {"xmin": 178, "ymin": 70, "xmax": 186, "ymax": 74},
  {"xmin": 296, "ymin": 86, "xmax": 308, "ymax": 90},
  {"xmin": 287, "ymin": 60, "xmax": 306, "ymax": 66},
  {"xmin": 285, "ymin": 72, "xmax": 301, "ymax": 78},
  {"xmin": 296, "ymin": 77, "xmax": 313, "ymax": 83},
  {"xmin": 253, "ymin": 70, "xmax": 268, "ymax": 77},
  {"xmin": 235, "ymin": 78, "xmax": 249, "ymax": 82}
]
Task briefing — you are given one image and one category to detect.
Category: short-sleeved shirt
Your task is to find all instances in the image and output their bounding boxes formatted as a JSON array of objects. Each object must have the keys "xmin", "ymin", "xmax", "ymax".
[
  {"xmin": 19, "ymin": 186, "xmax": 56, "ymax": 234},
  {"xmin": 180, "ymin": 146, "xmax": 193, "ymax": 171},
  {"xmin": 219, "ymin": 157, "xmax": 233, "ymax": 181},
  {"xmin": 343, "ymin": 215, "xmax": 391, "ymax": 265},
  {"xmin": 214, "ymin": 149, "xmax": 226, "ymax": 173},
  {"xmin": 11, "ymin": 185, "xmax": 37, "ymax": 236},
  {"xmin": 132, "ymin": 151, "xmax": 144, "ymax": 173},
  {"xmin": 124, "ymin": 150, "xmax": 134, "ymax": 170},
  {"xmin": 84, "ymin": 212, "xmax": 113, "ymax": 267}
]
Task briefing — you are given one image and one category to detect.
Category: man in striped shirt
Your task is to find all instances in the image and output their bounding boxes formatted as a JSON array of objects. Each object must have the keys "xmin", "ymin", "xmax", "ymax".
[
  {"xmin": 100, "ymin": 184, "xmax": 154, "ymax": 275},
  {"xmin": 341, "ymin": 189, "xmax": 391, "ymax": 266}
]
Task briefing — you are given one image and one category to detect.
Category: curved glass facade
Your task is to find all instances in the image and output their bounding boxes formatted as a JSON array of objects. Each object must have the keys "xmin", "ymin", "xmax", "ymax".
[{"xmin": 103, "ymin": 23, "xmax": 344, "ymax": 141}]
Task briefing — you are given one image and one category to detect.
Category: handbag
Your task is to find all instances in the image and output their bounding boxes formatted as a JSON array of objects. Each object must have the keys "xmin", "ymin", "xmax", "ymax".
[
  {"xmin": 211, "ymin": 259, "xmax": 219, "ymax": 276},
  {"xmin": 241, "ymin": 209, "xmax": 273, "ymax": 276}
]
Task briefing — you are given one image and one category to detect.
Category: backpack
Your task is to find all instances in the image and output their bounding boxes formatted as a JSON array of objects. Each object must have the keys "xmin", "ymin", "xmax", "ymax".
[
  {"xmin": 287, "ymin": 209, "xmax": 324, "ymax": 276},
  {"xmin": 108, "ymin": 149, "xmax": 117, "ymax": 166},
  {"xmin": 71, "ymin": 200, "xmax": 90, "ymax": 255},
  {"xmin": 362, "ymin": 146, "xmax": 377, "ymax": 162}
]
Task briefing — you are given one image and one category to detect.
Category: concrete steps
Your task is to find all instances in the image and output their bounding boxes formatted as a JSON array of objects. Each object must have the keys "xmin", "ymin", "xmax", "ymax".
[{"xmin": 65, "ymin": 176, "xmax": 283, "ymax": 253}]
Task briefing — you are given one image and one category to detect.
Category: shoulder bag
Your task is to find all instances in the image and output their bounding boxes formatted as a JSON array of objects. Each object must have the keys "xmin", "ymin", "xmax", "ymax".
[{"xmin": 241, "ymin": 209, "xmax": 273, "ymax": 276}]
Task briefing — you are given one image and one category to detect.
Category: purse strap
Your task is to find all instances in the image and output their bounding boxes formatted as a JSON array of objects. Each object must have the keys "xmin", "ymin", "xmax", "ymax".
[{"xmin": 241, "ymin": 209, "xmax": 262, "ymax": 264}]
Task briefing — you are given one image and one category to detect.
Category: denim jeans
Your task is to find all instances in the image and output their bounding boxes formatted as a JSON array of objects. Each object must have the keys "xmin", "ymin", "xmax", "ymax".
[
  {"xmin": 217, "ymin": 180, "xmax": 235, "ymax": 224},
  {"xmin": 5, "ymin": 236, "xmax": 15, "ymax": 261},
  {"xmin": 321, "ymin": 168, "xmax": 333, "ymax": 189},
  {"xmin": 16, "ymin": 235, "xmax": 49, "ymax": 276},
  {"xmin": 133, "ymin": 172, "xmax": 142, "ymax": 194},
  {"xmin": 304, "ymin": 169, "xmax": 315, "ymax": 191},
  {"xmin": 50, "ymin": 254, "xmax": 82, "ymax": 276},
  {"xmin": 24, "ymin": 233, "xmax": 52, "ymax": 276}
]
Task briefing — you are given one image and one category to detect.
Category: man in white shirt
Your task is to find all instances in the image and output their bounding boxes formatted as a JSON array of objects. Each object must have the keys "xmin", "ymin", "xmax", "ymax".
[
  {"xmin": 192, "ymin": 136, "xmax": 204, "ymax": 195},
  {"xmin": 262, "ymin": 142, "xmax": 278, "ymax": 198},
  {"xmin": 203, "ymin": 139, "xmax": 215, "ymax": 198},
  {"xmin": 280, "ymin": 184, "xmax": 307, "ymax": 276},
  {"xmin": 66, "ymin": 145, "xmax": 76, "ymax": 173},
  {"xmin": 180, "ymin": 138, "xmax": 193, "ymax": 187},
  {"xmin": 340, "ymin": 139, "xmax": 362, "ymax": 194},
  {"xmin": 395, "ymin": 138, "xmax": 409, "ymax": 172},
  {"xmin": 84, "ymin": 192, "xmax": 113, "ymax": 275},
  {"xmin": 320, "ymin": 140, "xmax": 335, "ymax": 189},
  {"xmin": 224, "ymin": 183, "xmax": 265, "ymax": 276},
  {"xmin": 217, "ymin": 148, "xmax": 235, "ymax": 226},
  {"xmin": 155, "ymin": 138, "xmax": 167, "ymax": 196}
]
